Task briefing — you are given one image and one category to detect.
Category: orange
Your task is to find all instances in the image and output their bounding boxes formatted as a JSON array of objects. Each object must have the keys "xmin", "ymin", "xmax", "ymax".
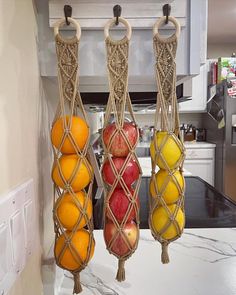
[
  {"xmin": 55, "ymin": 229, "xmax": 95, "ymax": 270},
  {"xmin": 150, "ymin": 131, "xmax": 183, "ymax": 170},
  {"xmin": 51, "ymin": 115, "xmax": 89, "ymax": 154},
  {"xmin": 52, "ymin": 154, "xmax": 92, "ymax": 191},
  {"xmin": 57, "ymin": 192, "xmax": 92, "ymax": 230},
  {"xmin": 150, "ymin": 169, "xmax": 184, "ymax": 204},
  {"xmin": 151, "ymin": 205, "xmax": 185, "ymax": 241}
]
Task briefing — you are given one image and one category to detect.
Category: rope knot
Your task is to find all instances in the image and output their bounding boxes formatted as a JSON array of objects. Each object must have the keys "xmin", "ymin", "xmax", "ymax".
[
  {"xmin": 64, "ymin": 127, "xmax": 70, "ymax": 134},
  {"xmin": 65, "ymin": 238, "xmax": 71, "ymax": 245},
  {"xmin": 65, "ymin": 184, "xmax": 70, "ymax": 190},
  {"xmin": 130, "ymin": 198, "xmax": 136, "ymax": 204}
]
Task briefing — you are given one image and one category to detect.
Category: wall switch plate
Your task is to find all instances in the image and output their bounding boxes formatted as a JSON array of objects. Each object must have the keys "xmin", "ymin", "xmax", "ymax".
[
  {"xmin": 0, "ymin": 179, "xmax": 35, "ymax": 295},
  {"xmin": 24, "ymin": 200, "xmax": 33, "ymax": 256},
  {"xmin": 0, "ymin": 223, "xmax": 9, "ymax": 282},
  {"xmin": 10, "ymin": 211, "xmax": 26, "ymax": 273}
]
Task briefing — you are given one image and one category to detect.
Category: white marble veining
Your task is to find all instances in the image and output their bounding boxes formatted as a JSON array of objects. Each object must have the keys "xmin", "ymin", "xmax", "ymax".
[{"xmin": 54, "ymin": 229, "xmax": 236, "ymax": 295}]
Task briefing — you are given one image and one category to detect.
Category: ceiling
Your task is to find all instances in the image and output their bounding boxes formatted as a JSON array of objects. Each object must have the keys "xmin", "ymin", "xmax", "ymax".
[{"xmin": 208, "ymin": 0, "xmax": 236, "ymax": 44}]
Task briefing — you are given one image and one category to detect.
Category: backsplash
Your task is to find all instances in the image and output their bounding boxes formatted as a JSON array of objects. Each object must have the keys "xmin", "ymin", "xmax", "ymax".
[
  {"xmin": 86, "ymin": 111, "xmax": 205, "ymax": 135},
  {"xmin": 134, "ymin": 113, "xmax": 205, "ymax": 128}
]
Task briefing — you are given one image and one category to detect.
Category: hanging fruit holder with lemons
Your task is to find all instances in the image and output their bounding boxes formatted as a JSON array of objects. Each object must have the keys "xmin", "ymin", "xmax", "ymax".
[
  {"xmin": 149, "ymin": 16, "xmax": 186, "ymax": 264},
  {"xmin": 101, "ymin": 16, "xmax": 142, "ymax": 281},
  {"xmin": 51, "ymin": 17, "xmax": 95, "ymax": 294}
]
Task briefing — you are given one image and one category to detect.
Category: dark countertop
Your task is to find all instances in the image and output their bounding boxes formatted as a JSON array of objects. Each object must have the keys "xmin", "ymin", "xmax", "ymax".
[
  {"xmin": 93, "ymin": 176, "xmax": 236, "ymax": 229},
  {"xmin": 185, "ymin": 176, "xmax": 236, "ymax": 228}
]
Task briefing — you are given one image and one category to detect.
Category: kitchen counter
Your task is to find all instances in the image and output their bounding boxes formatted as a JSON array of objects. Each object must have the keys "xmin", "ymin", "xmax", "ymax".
[
  {"xmin": 43, "ymin": 177, "xmax": 236, "ymax": 294},
  {"xmin": 138, "ymin": 157, "xmax": 192, "ymax": 177},
  {"xmin": 52, "ymin": 228, "xmax": 236, "ymax": 295},
  {"xmin": 184, "ymin": 141, "xmax": 216, "ymax": 148},
  {"xmin": 138, "ymin": 141, "xmax": 216, "ymax": 149},
  {"xmin": 93, "ymin": 177, "xmax": 236, "ymax": 230}
]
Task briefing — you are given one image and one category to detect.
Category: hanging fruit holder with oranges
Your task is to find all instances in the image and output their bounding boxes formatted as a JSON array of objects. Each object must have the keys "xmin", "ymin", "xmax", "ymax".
[
  {"xmin": 51, "ymin": 17, "xmax": 95, "ymax": 294},
  {"xmin": 149, "ymin": 16, "xmax": 186, "ymax": 263},
  {"xmin": 101, "ymin": 16, "xmax": 142, "ymax": 281}
]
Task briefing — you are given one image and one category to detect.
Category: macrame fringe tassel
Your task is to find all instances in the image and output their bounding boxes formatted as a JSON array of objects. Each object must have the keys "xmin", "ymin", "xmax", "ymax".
[
  {"xmin": 73, "ymin": 272, "xmax": 82, "ymax": 294},
  {"xmin": 161, "ymin": 243, "xmax": 170, "ymax": 264},
  {"xmin": 116, "ymin": 259, "xmax": 125, "ymax": 282}
]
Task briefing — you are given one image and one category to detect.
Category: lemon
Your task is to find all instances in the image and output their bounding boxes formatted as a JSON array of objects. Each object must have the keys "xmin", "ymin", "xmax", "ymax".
[
  {"xmin": 150, "ymin": 169, "xmax": 184, "ymax": 204},
  {"xmin": 151, "ymin": 204, "xmax": 185, "ymax": 240},
  {"xmin": 150, "ymin": 131, "xmax": 183, "ymax": 170}
]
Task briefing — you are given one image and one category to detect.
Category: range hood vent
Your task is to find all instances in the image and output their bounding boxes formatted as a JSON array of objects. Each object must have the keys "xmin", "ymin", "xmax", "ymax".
[{"xmin": 81, "ymin": 83, "xmax": 191, "ymax": 105}]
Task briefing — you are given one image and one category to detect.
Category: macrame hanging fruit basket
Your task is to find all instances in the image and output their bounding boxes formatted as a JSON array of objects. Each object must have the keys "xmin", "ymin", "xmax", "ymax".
[
  {"xmin": 149, "ymin": 16, "xmax": 186, "ymax": 264},
  {"xmin": 51, "ymin": 17, "xmax": 95, "ymax": 294},
  {"xmin": 101, "ymin": 16, "xmax": 142, "ymax": 282}
]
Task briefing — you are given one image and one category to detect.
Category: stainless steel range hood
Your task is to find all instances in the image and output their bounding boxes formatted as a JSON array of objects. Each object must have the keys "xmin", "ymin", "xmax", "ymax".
[{"xmin": 81, "ymin": 74, "xmax": 192, "ymax": 107}]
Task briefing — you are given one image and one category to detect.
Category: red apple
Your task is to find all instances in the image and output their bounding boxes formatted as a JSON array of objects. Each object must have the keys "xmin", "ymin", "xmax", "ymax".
[
  {"xmin": 102, "ymin": 157, "xmax": 139, "ymax": 188},
  {"xmin": 104, "ymin": 221, "xmax": 138, "ymax": 256},
  {"xmin": 103, "ymin": 122, "xmax": 138, "ymax": 157},
  {"xmin": 107, "ymin": 188, "xmax": 139, "ymax": 223}
]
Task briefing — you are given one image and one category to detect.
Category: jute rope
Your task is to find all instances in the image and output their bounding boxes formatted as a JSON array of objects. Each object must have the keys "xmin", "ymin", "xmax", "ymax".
[
  {"xmin": 51, "ymin": 17, "xmax": 95, "ymax": 294},
  {"xmin": 149, "ymin": 16, "xmax": 186, "ymax": 263},
  {"xmin": 101, "ymin": 17, "xmax": 142, "ymax": 281}
]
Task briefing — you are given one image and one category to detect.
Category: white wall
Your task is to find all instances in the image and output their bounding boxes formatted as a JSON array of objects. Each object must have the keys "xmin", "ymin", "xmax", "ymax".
[
  {"xmin": 0, "ymin": 0, "xmax": 44, "ymax": 294},
  {"xmin": 208, "ymin": 43, "xmax": 236, "ymax": 59}
]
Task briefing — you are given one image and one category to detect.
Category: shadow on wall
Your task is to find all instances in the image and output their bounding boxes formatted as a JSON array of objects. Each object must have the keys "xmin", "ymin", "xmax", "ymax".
[
  {"xmin": 38, "ymin": 77, "xmax": 59, "ymax": 260},
  {"xmin": 33, "ymin": 0, "xmax": 59, "ymax": 261}
]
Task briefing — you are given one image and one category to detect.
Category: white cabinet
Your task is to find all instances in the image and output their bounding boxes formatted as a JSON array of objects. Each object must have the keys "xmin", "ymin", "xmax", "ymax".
[
  {"xmin": 49, "ymin": 0, "xmax": 188, "ymax": 29},
  {"xmin": 184, "ymin": 159, "xmax": 214, "ymax": 185},
  {"xmin": 184, "ymin": 144, "xmax": 215, "ymax": 185},
  {"xmin": 137, "ymin": 142, "xmax": 215, "ymax": 185},
  {"xmin": 35, "ymin": 0, "xmax": 208, "ymax": 91},
  {"xmin": 179, "ymin": 64, "xmax": 208, "ymax": 112},
  {"xmin": 199, "ymin": 0, "xmax": 208, "ymax": 64}
]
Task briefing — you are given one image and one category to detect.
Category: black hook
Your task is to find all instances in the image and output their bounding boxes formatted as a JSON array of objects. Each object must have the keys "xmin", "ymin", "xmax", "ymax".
[
  {"xmin": 64, "ymin": 5, "xmax": 72, "ymax": 25},
  {"xmin": 113, "ymin": 4, "xmax": 122, "ymax": 25},
  {"xmin": 163, "ymin": 4, "xmax": 171, "ymax": 24}
]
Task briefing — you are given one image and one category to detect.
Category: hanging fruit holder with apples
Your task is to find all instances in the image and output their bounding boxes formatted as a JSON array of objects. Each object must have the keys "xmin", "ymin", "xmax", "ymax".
[
  {"xmin": 101, "ymin": 13, "xmax": 142, "ymax": 282},
  {"xmin": 149, "ymin": 15, "xmax": 186, "ymax": 263},
  {"xmin": 50, "ymin": 17, "xmax": 95, "ymax": 294}
]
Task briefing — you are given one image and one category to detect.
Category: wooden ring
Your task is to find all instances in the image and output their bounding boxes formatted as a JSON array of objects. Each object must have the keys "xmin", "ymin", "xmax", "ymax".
[
  {"xmin": 153, "ymin": 16, "xmax": 180, "ymax": 39},
  {"xmin": 53, "ymin": 17, "xmax": 81, "ymax": 40},
  {"xmin": 104, "ymin": 17, "xmax": 132, "ymax": 41}
]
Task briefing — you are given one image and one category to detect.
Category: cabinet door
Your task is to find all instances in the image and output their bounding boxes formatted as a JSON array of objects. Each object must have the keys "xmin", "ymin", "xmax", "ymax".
[
  {"xmin": 184, "ymin": 159, "xmax": 214, "ymax": 185},
  {"xmin": 179, "ymin": 64, "xmax": 207, "ymax": 112},
  {"xmin": 199, "ymin": 0, "xmax": 208, "ymax": 64},
  {"xmin": 39, "ymin": 0, "xmax": 208, "ymax": 81}
]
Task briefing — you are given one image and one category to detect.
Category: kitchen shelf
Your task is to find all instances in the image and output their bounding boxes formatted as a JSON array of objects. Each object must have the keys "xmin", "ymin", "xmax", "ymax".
[
  {"xmin": 49, "ymin": 0, "xmax": 186, "ymax": 29},
  {"xmin": 36, "ymin": 0, "xmax": 207, "ymax": 91}
]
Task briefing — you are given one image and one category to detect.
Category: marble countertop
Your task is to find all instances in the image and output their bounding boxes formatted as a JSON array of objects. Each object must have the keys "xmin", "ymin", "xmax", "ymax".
[
  {"xmin": 138, "ymin": 141, "xmax": 216, "ymax": 149},
  {"xmin": 52, "ymin": 228, "xmax": 236, "ymax": 295}
]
